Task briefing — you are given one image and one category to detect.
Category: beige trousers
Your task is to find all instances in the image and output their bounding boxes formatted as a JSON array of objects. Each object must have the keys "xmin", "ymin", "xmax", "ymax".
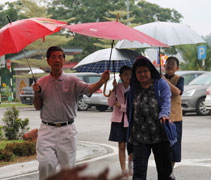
[{"xmin": 36, "ymin": 123, "xmax": 77, "ymax": 180}]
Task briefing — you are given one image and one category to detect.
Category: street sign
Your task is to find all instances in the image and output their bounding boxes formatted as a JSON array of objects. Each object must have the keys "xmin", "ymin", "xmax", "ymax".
[
  {"xmin": 6, "ymin": 59, "xmax": 11, "ymax": 70},
  {"xmin": 198, "ymin": 46, "xmax": 206, "ymax": 60}
]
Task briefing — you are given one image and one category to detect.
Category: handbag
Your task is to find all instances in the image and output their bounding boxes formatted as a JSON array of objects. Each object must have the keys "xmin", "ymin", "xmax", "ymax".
[{"xmin": 163, "ymin": 119, "xmax": 177, "ymax": 146}]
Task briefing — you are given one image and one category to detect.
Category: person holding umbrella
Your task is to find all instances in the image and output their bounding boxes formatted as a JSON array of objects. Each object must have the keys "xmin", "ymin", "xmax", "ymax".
[
  {"xmin": 108, "ymin": 66, "xmax": 133, "ymax": 178},
  {"xmin": 163, "ymin": 56, "xmax": 184, "ymax": 180},
  {"xmin": 32, "ymin": 46, "xmax": 110, "ymax": 180},
  {"xmin": 126, "ymin": 56, "xmax": 173, "ymax": 180}
]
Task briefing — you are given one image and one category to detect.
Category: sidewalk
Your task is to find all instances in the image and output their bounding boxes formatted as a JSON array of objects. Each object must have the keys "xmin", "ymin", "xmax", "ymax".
[{"xmin": 0, "ymin": 141, "xmax": 112, "ymax": 180}]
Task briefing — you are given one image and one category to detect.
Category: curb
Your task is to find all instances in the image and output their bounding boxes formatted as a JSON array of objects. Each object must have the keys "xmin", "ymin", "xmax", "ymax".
[{"xmin": 0, "ymin": 141, "xmax": 117, "ymax": 180}]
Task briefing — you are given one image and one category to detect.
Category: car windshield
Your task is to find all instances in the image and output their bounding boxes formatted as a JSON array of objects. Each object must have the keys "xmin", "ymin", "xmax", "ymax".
[{"xmin": 189, "ymin": 73, "xmax": 211, "ymax": 85}]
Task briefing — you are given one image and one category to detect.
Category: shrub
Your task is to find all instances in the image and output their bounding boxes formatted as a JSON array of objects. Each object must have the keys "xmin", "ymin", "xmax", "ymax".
[
  {"xmin": 12, "ymin": 141, "xmax": 36, "ymax": 156},
  {"xmin": 0, "ymin": 141, "xmax": 36, "ymax": 162},
  {"xmin": 23, "ymin": 129, "xmax": 38, "ymax": 142},
  {"xmin": 0, "ymin": 126, "xmax": 4, "ymax": 140},
  {"xmin": 2, "ymin": 106, "xmax": 29, "ymax": 140},
  {"xmin": 0, "ymin": 149, "xmax": 14, "ymax": 161}
]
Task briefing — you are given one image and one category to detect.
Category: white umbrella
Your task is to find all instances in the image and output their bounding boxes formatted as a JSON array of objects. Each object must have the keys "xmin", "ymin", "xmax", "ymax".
[
  {"xmin": 28, "ymin": 68, "xmax": 45, "ymax": 74},
  {"xmin": 115, "ymin": 21, "xmax": 206, "ymax": 49},
  {"xmin": 74, "ymin": 48, "xmax": 138, "ymax": 73}
]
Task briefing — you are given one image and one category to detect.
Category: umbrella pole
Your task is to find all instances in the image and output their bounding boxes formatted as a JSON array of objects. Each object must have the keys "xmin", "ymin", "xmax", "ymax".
[
  {"xmin": 159, "ymin": 47, "xmax": 162, "ymax": 74},
  {"xmin": 23, "ymin": 49, "xmax": 37, "ymax": 83},
  {"xmin": 103, "ymin": 40, "xmax": 115, "ymax": 97}
]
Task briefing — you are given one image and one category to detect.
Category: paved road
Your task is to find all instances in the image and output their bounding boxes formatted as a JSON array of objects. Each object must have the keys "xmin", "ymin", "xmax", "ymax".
[{"xmin": 0, "ymin": 107, "xmax": 211, "ymax": 180}]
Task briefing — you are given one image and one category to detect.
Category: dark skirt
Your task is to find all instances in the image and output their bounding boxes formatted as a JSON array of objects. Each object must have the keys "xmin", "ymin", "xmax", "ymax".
[{"xmin": 109, "ymin": 121, "xmax": 128, "ymax": 143}]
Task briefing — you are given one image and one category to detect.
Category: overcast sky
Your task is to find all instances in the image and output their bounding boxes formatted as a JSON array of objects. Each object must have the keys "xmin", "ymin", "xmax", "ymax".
[
  {"xmin": 146, "ymin": 0, "xmax": 210, "ymax": 37},
  {"xmin": 1, "ymin": 0, "xmax": 210, "ymax": 37}
]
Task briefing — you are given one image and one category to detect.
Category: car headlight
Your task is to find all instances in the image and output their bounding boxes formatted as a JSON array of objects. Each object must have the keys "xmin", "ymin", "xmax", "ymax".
[{"xmin": 182, "ymin": 89, "xmax": 196, "ymax": 96}]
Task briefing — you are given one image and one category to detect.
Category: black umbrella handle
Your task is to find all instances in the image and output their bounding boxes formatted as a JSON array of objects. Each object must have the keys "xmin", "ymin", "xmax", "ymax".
[
  {"xmin": 104, "ymin": 40, "xmax": 115, "ymax": 97},
  {"xmin": 107, "ymin": 40, "xmax": 114, "ymax": 71}
]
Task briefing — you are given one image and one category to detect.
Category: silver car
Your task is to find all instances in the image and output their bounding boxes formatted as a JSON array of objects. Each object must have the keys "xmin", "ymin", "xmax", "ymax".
[
  {"xmin": 84, "ymin": 74, "xmax": 120, "ymax": 111},
  {"xmin": 182, "ymin": 73, "xmax": 211, "ymax": 115},
  {"xmin": 175, "ymin": 70, "xmax": 207, "ymax": 85},
  {"xmin": 71, "ymin": 72, "xmax": 101, "ymax": 111},
  {"xmin": 205, "ymin": 85, "xmax": 211, "ymax": 110}
]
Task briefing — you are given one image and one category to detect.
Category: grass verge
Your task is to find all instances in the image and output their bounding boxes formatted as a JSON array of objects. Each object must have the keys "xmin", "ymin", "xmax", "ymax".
[
  {"xmin": 0, "ymin": 140, "xmax": 36, "ymax": 167},
  {"xmin": 0, "ymin": 103, "xmax": 32, "ymax": 108}
]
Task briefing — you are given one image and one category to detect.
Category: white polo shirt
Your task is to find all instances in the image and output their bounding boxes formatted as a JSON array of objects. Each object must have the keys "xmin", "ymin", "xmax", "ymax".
[{"xmin": 38, "ymin": 72, "xmax": 90, "ymax": 123}]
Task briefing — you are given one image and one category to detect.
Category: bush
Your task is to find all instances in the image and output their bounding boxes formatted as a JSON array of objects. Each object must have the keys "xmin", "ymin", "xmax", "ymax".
[
  {"xmin": 2, "ymin": 106, "xmax": 29, "ymax": 140},
  {"xmin": 4, "ymin": 141, "xmax": 36, "ymax": 157},
  {"xmin": 13, "ymin": 141, "xmax": 36, "ymax": 156},
  {"xmin": 0, "ymin": 126, "xmax": 4, "ymax": 140},
  {"xmin": 23, "ymin": 129, "xmax": 38, "ymax": 142},
  {"xmin": 0, "ymin": 149, "xmax": 14, "ymax": 161}
]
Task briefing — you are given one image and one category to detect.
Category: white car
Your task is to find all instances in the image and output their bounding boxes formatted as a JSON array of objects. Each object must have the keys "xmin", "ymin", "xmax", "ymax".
[
  {"xmin": 205, "ymin": 85, "xmax": 211, "ymax": 110},
  {"xmin": 84, "ymin": 73, "xmax": 120, "ymax": 111}
]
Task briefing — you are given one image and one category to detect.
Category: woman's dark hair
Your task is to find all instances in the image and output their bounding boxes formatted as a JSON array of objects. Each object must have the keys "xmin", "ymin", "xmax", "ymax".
[
  {"xmin": 166, "ymin": 56, "xmax": 179, "ymax": 67},
  {"xmin": 119, "ymin": 65, "xmax": 132, "ymax": 75},
  {"xmin": 46, "ymin": 46, "xmax": 65, "ymax": 58}
]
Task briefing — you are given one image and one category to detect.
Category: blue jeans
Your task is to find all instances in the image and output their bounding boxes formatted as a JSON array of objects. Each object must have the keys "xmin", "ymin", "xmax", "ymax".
[{"xmin": 133, "ymin": 142, "xmax": 172, "ymax": 180}]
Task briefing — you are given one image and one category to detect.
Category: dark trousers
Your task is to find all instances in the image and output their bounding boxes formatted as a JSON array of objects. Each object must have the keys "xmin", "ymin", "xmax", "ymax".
[{"xmin": 133, "ymin": 142, "xmax": 172, "ymax": 180}]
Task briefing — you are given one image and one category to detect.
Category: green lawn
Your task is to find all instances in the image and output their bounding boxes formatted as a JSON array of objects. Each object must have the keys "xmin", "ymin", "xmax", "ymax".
[
  {"xmin": 0, "ymin": 140, "xmax": 24, "ymax": 149},
  {"xmin": 0, "ymin": 103, "xmax": 32, "ymax": 108}
]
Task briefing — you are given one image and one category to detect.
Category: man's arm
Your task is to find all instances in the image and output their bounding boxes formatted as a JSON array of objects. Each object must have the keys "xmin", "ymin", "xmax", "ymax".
[
  {"xmin": 32, "ymin": 83, "xmax": 42, "ymax": 110},
  {"xmin": 88, "ymin": 70, "xmax": 110, "ymax": 94}
]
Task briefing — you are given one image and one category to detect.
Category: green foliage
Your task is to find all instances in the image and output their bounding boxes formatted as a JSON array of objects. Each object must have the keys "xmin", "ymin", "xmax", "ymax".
[
  {"xmin": 6, "ymin": 141, "xmax": 36, "ymax": 156},
  {"xmin": 2, "ymin": 106, "xmax": 30, "ymax": 140},
  {"xmin": 0, "ymin": 140, "xmax": 24, "ymax": 149},
  {"xmin": 0, "ymin": 126, "xmax": 4, "ymax": 140},
  {"xmin": 0, "ymin": 149, "xmax": 14, "ymax": 162},
  {"xmin": 178, "ymin": 44, "xmax": 211, "ymax": 71},
  {"xmin": 0, "ymin": 141, "xmax": 36, "ymax": 161},
  {"xmin": 47, "ymin": 0, "xmax": 183, "ymax": 61}
]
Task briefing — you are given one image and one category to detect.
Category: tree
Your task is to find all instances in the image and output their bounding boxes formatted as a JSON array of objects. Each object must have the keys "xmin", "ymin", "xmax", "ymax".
[
  {"xmin": 47, "ymin": 0, "xmax": 183, "ymax": 61},
  {"xmin": 178, "ymin": 43, "xmax": 211, "ymax": 71}
]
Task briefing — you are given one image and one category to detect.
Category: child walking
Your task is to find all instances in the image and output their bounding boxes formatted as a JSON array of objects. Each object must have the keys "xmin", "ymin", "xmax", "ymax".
[{"xmin": 108, "ymin": 66, "xmax": 133, "ymax": 177}]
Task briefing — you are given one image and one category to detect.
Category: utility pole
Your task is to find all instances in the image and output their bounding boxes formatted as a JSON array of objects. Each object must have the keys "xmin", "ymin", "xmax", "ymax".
[{"xmin": 127, "ymin": 0, "xmax": 130, "ymax": 25}]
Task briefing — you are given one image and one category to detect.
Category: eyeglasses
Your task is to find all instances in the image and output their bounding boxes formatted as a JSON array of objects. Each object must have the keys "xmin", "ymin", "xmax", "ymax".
[{"xmin": 50, "ymin": 55, "xmax": 64, "ymax": 60}]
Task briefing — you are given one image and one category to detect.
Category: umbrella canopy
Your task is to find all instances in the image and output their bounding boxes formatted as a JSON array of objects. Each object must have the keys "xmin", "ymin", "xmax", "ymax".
[
  {"xmin": 65, "ymin": 21, "xmax": 167, "ymax": 47},
  {"xmin": 0, "ymin": 17, "xmax": 67, "ymax": 56},
  {"xmin": 115, "ymin": 21, "xmax": 206, "ymax": 48},
  {"xmin": 74, "ymin": 48, "xmax": 138, "ymax": 73}
]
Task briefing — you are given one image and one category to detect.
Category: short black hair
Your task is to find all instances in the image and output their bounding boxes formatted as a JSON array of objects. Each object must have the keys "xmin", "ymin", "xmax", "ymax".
[
  {"xmin": 46, "ymin": 46, "xmax": 65, "ymax": 59},
  {"xmin": 119, "ymin": 65, "xmax": 132, "ymax": 75},
  {"xmin": 166, "ymin": 56, "xmax": 179, "ymax": 67}
]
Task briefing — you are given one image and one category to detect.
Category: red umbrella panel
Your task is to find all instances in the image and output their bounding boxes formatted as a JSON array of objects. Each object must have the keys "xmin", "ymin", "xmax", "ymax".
[
  {"xmin": 65, "ymin": 21, "xmax": 168, "ymax": 47},
  {"xmin": 0, "ymin": 17, "xmax": 67, "ymax": 57},
  {"xmin": 65, "ymin": 21, "xmax": 168, "ymax": 97}
]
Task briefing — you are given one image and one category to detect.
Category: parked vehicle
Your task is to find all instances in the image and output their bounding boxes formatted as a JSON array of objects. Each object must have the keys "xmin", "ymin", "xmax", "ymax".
[
  {"xmin": 84, "ymin": 74, "xmax": 120, "ymax": 111},
  {"xmin": 20, "ymin": 87, "xmax": 34, "ymax": 105},
  {"xmin": 181, "ymin": 73, "xmax": 211, "ymax": 115},
  {"xmin": 71, "ymin": 72, "xmax": 101, "ymax": 111},
  {"xmin": 20, "ymin": 72, "xmax": 101, "ymax": 111},
  {"xmin": 175, "ymin": 70, "xmax": 207, "ymax": 85},
  {"xmin": 205, "ymin": 85, "xmax": 211, "ymax": 110}
]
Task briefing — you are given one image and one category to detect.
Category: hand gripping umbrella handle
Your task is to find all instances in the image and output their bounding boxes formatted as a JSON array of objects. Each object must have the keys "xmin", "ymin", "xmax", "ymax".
[
  {"xmin": 103, "ymin": 81, "xmax": 111, "ymax": 97},
  {"xmin": 103, "ymin": 40, "xmax": 114, "ymax": 97}
]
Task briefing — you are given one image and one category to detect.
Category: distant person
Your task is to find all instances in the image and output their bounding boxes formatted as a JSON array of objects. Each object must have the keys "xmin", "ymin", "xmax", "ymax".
[
  {"xmin": 32, "ymin": 46, "xmax": 110, "ymax": 180},
  {"xmin": 127, "ymin": 56, "xmax": 173, "ymax": 180},
  {"xmin": 164, "ymin": 56, "xmax": 184, "ymax": 180},
  {"xmin": 108, "ymin": 66, "xmax": 133, "ymax": 177}
]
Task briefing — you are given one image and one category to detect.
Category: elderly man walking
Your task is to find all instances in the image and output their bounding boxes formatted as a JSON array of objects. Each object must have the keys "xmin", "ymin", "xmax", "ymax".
[{"xmin": 33, "ymin": 46, "xmax": 110, "ymax": 180}]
